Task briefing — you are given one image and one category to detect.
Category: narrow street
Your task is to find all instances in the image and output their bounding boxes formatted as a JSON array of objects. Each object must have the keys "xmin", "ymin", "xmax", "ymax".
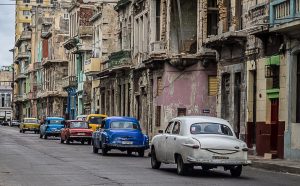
[{"xmin": 0, "ymin": 126, "xmax": 299, "ymax": 186}]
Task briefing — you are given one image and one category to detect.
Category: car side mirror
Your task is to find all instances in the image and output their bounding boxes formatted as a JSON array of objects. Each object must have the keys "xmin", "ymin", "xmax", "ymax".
[{"xmin": 158, "ymin": 130, "xmax": 164, "ymax": 134}]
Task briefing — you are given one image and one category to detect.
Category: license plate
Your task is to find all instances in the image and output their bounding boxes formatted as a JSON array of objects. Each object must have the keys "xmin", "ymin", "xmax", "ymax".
[
  {"xmin": 212, "ymin": 156, "xmax": 229, "ymax": 159},
  {"xmin": 77, "ymin": 133, "xmax": 85, "ymax": 135},
  {"xmin": 121, "ymin": 141, "xmax": 133, "ymax": 145}
]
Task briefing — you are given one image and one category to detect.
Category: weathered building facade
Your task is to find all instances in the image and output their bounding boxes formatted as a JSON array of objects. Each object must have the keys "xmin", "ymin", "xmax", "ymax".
[
  {"xmin": 0, "ymin": 66, "xmax": 13, "ymax": 122},
  {"xmin": 97, "ymin": 0, "xmax": 218, "ymax": 136},
  {"xmin": 88, "ymin": 0, "xmax": 118, "ymax": 114},
  {"xmin": 63, "ymin": 0, "xmax": 95, "ymax": 119}
]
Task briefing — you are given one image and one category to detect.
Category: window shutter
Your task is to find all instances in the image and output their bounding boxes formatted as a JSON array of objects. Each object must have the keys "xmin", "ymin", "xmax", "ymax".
[{"xmin": 208, "ymin": 76, "xmax": 218, "ymax": 96}]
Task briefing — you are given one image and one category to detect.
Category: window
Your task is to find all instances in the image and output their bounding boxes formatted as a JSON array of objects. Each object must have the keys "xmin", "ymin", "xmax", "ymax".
[
  {"xmin": 172, "ymin": 121, "xmax": 181, "ymax": 134},
  {"xmin": 155, "ymin": 106, "xmax": 161, "ymax": 127},
  {"xmin": 208, "ymin": 75, "xmax": 218, "ymax": 96},
  {"xmin": 190, "ymin": 123, "xmax": 233, "ymax": 136},
  {"xmin": 70, "ymin": 122, "xmax": 88, "ymax": 129},
  {"xmin": 1, "ymin": 94, "xmax": 4, "ymax": 107},
  {"xmin": 165, "ymin": 122, "xmax": 174, "ymax": 134},
  {"xmin": 207, "ymin": 0, "xmax": 218, "ymax": 36},
  {"xmin": 36, "ymin": 0, "xmax": 43, "ymax": 3},
  {"xmin": 177, "ymin": 108, "xmax": 186, "ymax": 116},
  {"xmin": 63, "ymin": 13, "xmax": 69, "ymax": 19},
  {"xmin": 23, "ymin": 0, "xmax": 30, "ymax": 3},
  {"xmin": 23, "ymin": 23, "xmax": 30, "ymax": 31},
  {"xmin": 157, "ymin": 77, "xmax": 163, "ymax": 96},
  {"xmin": 23, "ymin": 10, "xmax": 30, "ymax": 16},
  {"xmin": 110, "ymin": 121, "xmax": 139, "ymax": 129},
  {"xmin": 156, "ymin": 0, "xmax": 161, "ymax": 41}
]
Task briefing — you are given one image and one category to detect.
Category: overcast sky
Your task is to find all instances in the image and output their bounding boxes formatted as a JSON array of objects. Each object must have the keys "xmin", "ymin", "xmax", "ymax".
[{"xmin": 0, "ymin": 0, "xmax": 15, "ymax": 67}]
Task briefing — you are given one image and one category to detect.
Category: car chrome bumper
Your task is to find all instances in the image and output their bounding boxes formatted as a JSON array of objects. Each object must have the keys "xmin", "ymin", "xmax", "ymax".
[
  {"xmin": 70, "ymin": 136, "xmax": 92, "ymax": 138},
  {"xmin": 105, "ymin": 144, "xmax": 149, "ymax": 149},
  {"xmin": 186, "ymin": 156, "xmax": 251, "ymax": 166},
  {"xmin": 23, "ymin": 128, "xmax": 39, "ymax": 131}
]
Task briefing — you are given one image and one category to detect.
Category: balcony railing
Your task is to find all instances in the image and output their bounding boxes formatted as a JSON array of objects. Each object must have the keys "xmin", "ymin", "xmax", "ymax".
[
  {"xmin": 62, "ymin": 76, "xmax": 77, "ymax": 89},
  {"xmin": 84, "ymin": 58, "xmax": 101, "ymax": 75},
  {"xmin": 296, "ymin": 0, "xmax": 300, "ymax": 13},
  {"xmin": 107, "ymin": 50, "xmax": 132, "ymax": 69},
  {"xmin": 274, "ymin": 1, "xmax": 290, "ymax": 19},
  {"xmin": 150, "ymin": 41, "xmax": 167, "ymax": 55}
]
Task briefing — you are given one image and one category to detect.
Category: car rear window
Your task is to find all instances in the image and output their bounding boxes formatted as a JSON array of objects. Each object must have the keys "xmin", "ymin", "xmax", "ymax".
[
  {"xmin": 190, "ymin": 123, "xmax": 233, "ymax": 136},
  {"xmin": 48, "ymin": 120, "xmax": 63, "ymax": 124},
  {"xmin": 110, "ymin": 121, "xmax": 139, "ymax": 129},
  {"xmin": 70, "ymin": 122, "xmax": 88, "ymax": 128},
  {"xmin": 88, "ymin": 117, "xmax": 103, "ymax": 124},
  {"xmin": 24, "ymin": 119, "xmax": 38, "ymax": 123}
]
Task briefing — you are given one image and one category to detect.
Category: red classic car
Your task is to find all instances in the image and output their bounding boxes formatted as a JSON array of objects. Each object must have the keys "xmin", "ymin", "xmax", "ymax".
[{"xmin": 60, "ymin": 120, "xmax": 93, "ymax": 145}]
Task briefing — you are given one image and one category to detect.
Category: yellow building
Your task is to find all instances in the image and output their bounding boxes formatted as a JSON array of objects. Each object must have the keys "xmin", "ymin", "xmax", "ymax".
[{"xmin": 13, "ymin": 0, "xmax": 52, "ymax": 121}]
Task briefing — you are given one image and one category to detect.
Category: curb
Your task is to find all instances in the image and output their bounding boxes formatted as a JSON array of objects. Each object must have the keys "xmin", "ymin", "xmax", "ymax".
[{"xmin": 251, "ymin": 161, "xmax": 300, "ymax": 175}]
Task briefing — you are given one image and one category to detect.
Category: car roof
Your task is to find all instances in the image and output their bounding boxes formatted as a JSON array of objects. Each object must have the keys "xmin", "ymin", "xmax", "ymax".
[
  {"xmin": 172, "ymin": 116, "xmax": 229, "ymax": 125},
  {"xmin": 105, "ymin": 116, "xmax": 139, "ymax": 123},
  {"xmin": 76, "ymin": 115, "xmax": 87, "ymax": 117},
  {"xmin": 87, "ymin": 114, "xmax": 107, "ymax": 117},
  {"xmin": 66, "ymin": 120, "xmax": 86, "ymax": 122},
  {"xmin": 24, "ymin": 118, "xmax": 37, "ymax": 120},
  {"xmin": 46, "ymin": 117, "xmax": 64, "ymax": 120}
]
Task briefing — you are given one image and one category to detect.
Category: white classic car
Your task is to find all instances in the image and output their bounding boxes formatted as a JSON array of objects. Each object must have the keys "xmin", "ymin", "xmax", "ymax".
[{"xmin": 151, "ymin": 116, "xmax": 251, "ymax": 176}]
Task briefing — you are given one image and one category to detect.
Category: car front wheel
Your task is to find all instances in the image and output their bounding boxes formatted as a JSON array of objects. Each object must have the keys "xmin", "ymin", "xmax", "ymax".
[
  {"xmin": 101, "ymin": 143, "xmax": 108, "ymax": 156},
  {"xmin": 151, "ymin": 148, "xmax": 161, "ymax": 169},
  {"xmin": 39, "ymin": 134, "xmax": 43, "ymax": 138},
  {"xmin": 60, "ymin": 138, "xmax": 64, "ymax": 144},
  {"xmin": 230, "ymin": 165, "xmax": 242, "ymax": 177}
]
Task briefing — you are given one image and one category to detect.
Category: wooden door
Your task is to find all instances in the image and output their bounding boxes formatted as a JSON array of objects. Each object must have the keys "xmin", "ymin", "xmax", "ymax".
[{"xmin": 270, "ymin": 99, "xmax": 279, "ymax": 151}]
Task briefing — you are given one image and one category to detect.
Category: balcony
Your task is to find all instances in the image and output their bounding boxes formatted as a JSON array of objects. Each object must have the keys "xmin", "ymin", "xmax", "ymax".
[
  {"xmin": 149, "ymin": 41, "xmax": 167, "ymax": 57},
  {"xmin": 108, "ymin": 50, "xmax": 132, "ymax": 69},
  {"xmin": 62, "ymin": 76, "xmax": 77, "ymax": 89},
  {"xmin": 15, "ymin": 31, "xmax": 31, "ymax": 47},
  {"xmin": 63, "ymin": 37, "xmax": 79, "ymax": 50},
  {"xmin": 15, "ymin": 72, "xmax": 27, "ymax": 81},
  {"xmin": 14, "ymin": 94, "xmax": 26, "ymax": 102},
  {"xmin": 248, "ymin": 2, "xmax": 269, "ymax": 35},
  {"xmin": 42, "ymin": 59, "xmax": 68, "ymax": 67},
  {"xmin": 78, "ymin": 26, "xmax": 93, "ymax": 38},
  {"xmin": 84, "ymin": 58, "xmax": 101, "ymax": 76},
  {"xmin": 15, "ymin": 52, "xmax": 30, "ymax": 62},
  {"xmin": 33, "ymin": 62, "xmax": 42, "ymax": 71},
  {"xmin": 27, "ymin": 92, "xmax": 37, "ymax": 100}
]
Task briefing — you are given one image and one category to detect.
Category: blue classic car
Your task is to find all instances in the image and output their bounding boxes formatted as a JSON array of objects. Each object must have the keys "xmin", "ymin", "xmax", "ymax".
[
  {"xmin": 92, "ymin": 117, "xmax": 149, "ymax": 157},
  {"xmin": 39, "ymin": 117, "xmax": 65, "ymax": 139}
]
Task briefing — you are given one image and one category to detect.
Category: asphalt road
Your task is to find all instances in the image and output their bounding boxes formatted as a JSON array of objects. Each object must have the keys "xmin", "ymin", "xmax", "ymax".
[{"xmin": 1, "ymin": 126, "xmax": 300, "ymax": 186}]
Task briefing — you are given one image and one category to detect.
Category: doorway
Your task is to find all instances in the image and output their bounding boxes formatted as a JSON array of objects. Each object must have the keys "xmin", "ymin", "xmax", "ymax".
[{"xmin": 270, "ymin": 98, "xmax": 279, "ymax": 151}]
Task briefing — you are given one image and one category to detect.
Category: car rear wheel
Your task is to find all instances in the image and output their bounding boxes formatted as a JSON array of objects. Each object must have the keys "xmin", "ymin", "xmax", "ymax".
[
  {"xmin": 19, "ymin": 130, "xmax": 22, "ymax": 133},
  {"xmin": 44, "ymin": 134, "xmax": 48, "ymax": 139},
  {"xmin": 127, "ymin": 150, "xmax": 132, "ymax": 156},
  {"xmin": 39, "ymin": 134, "xmax": 43, "ymax": 138},
  {"xmin": 93, "ymin": 146, "xmax": 99, "ymax": 154},
  {"xmin": 81, "ymin": 141, "xmax": 85, "ymax": 145},
  {"xmin": 60, "ymin": 138, "xmax": 64, "ymax": 144},
  {"xmin": 22, "ymin": 130, "xmax": 25, "ymax": 133},
  {"xmin": 176, "ymin": 155, "xmax": 189, "ymax": 175},
  {"xmin": 230, "ymin": 165, "xmax": 242, "ymax": 177},
  {"xmin": 101, "ymin": 143, "xmax": 108, "ymax": 156},
  {"xmin": 66, "ymin": 139, "xmax": 70, "ymax": 144},
  {"xmin": 138, "ymin": 150, "xmax": 145, "ymax": 157},
  {"xmin": 151, "ymin": 148, "xmax": 161, "ymax": 169}
]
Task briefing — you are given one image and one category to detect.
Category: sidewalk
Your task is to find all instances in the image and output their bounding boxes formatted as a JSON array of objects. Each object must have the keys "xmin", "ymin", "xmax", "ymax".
[{"xmin": 249, "ymin": 155, "xmax": 300, "ymax": 175}]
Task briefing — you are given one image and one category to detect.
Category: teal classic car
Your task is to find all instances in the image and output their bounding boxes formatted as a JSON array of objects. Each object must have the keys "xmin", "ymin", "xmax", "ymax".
[{"xmin": 39, "ymin": 117, "xmax": 65, "ymax": 139}]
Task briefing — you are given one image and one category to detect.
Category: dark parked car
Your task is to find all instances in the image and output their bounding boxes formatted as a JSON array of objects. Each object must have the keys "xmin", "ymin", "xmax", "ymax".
[{"xmin": 92, "ymin": 117, "xmax": 149, "ymax": 156}]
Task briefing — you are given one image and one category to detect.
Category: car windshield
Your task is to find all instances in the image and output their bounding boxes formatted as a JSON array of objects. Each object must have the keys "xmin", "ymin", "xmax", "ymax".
[
  {"xmin": 70, "ymin": 122, "xmax": 88, "ymax": 128},
  {"xmin": 24, "ymin": 119, "xmax": 38, "ymax": 123},
  {"xmin": 48, "ymin": 120, "xmax": 63, "ymax": 125},
  {"xmin": 110, "ymin": 121, "xmax": 139, "ymax": 130},
  {"xmin": 190, "ymin": 123, "xmax": 233, "ymax": 136},
  {"xmin": 88, "ymin": 117, "xmax": 103, "ymax": 124}
]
